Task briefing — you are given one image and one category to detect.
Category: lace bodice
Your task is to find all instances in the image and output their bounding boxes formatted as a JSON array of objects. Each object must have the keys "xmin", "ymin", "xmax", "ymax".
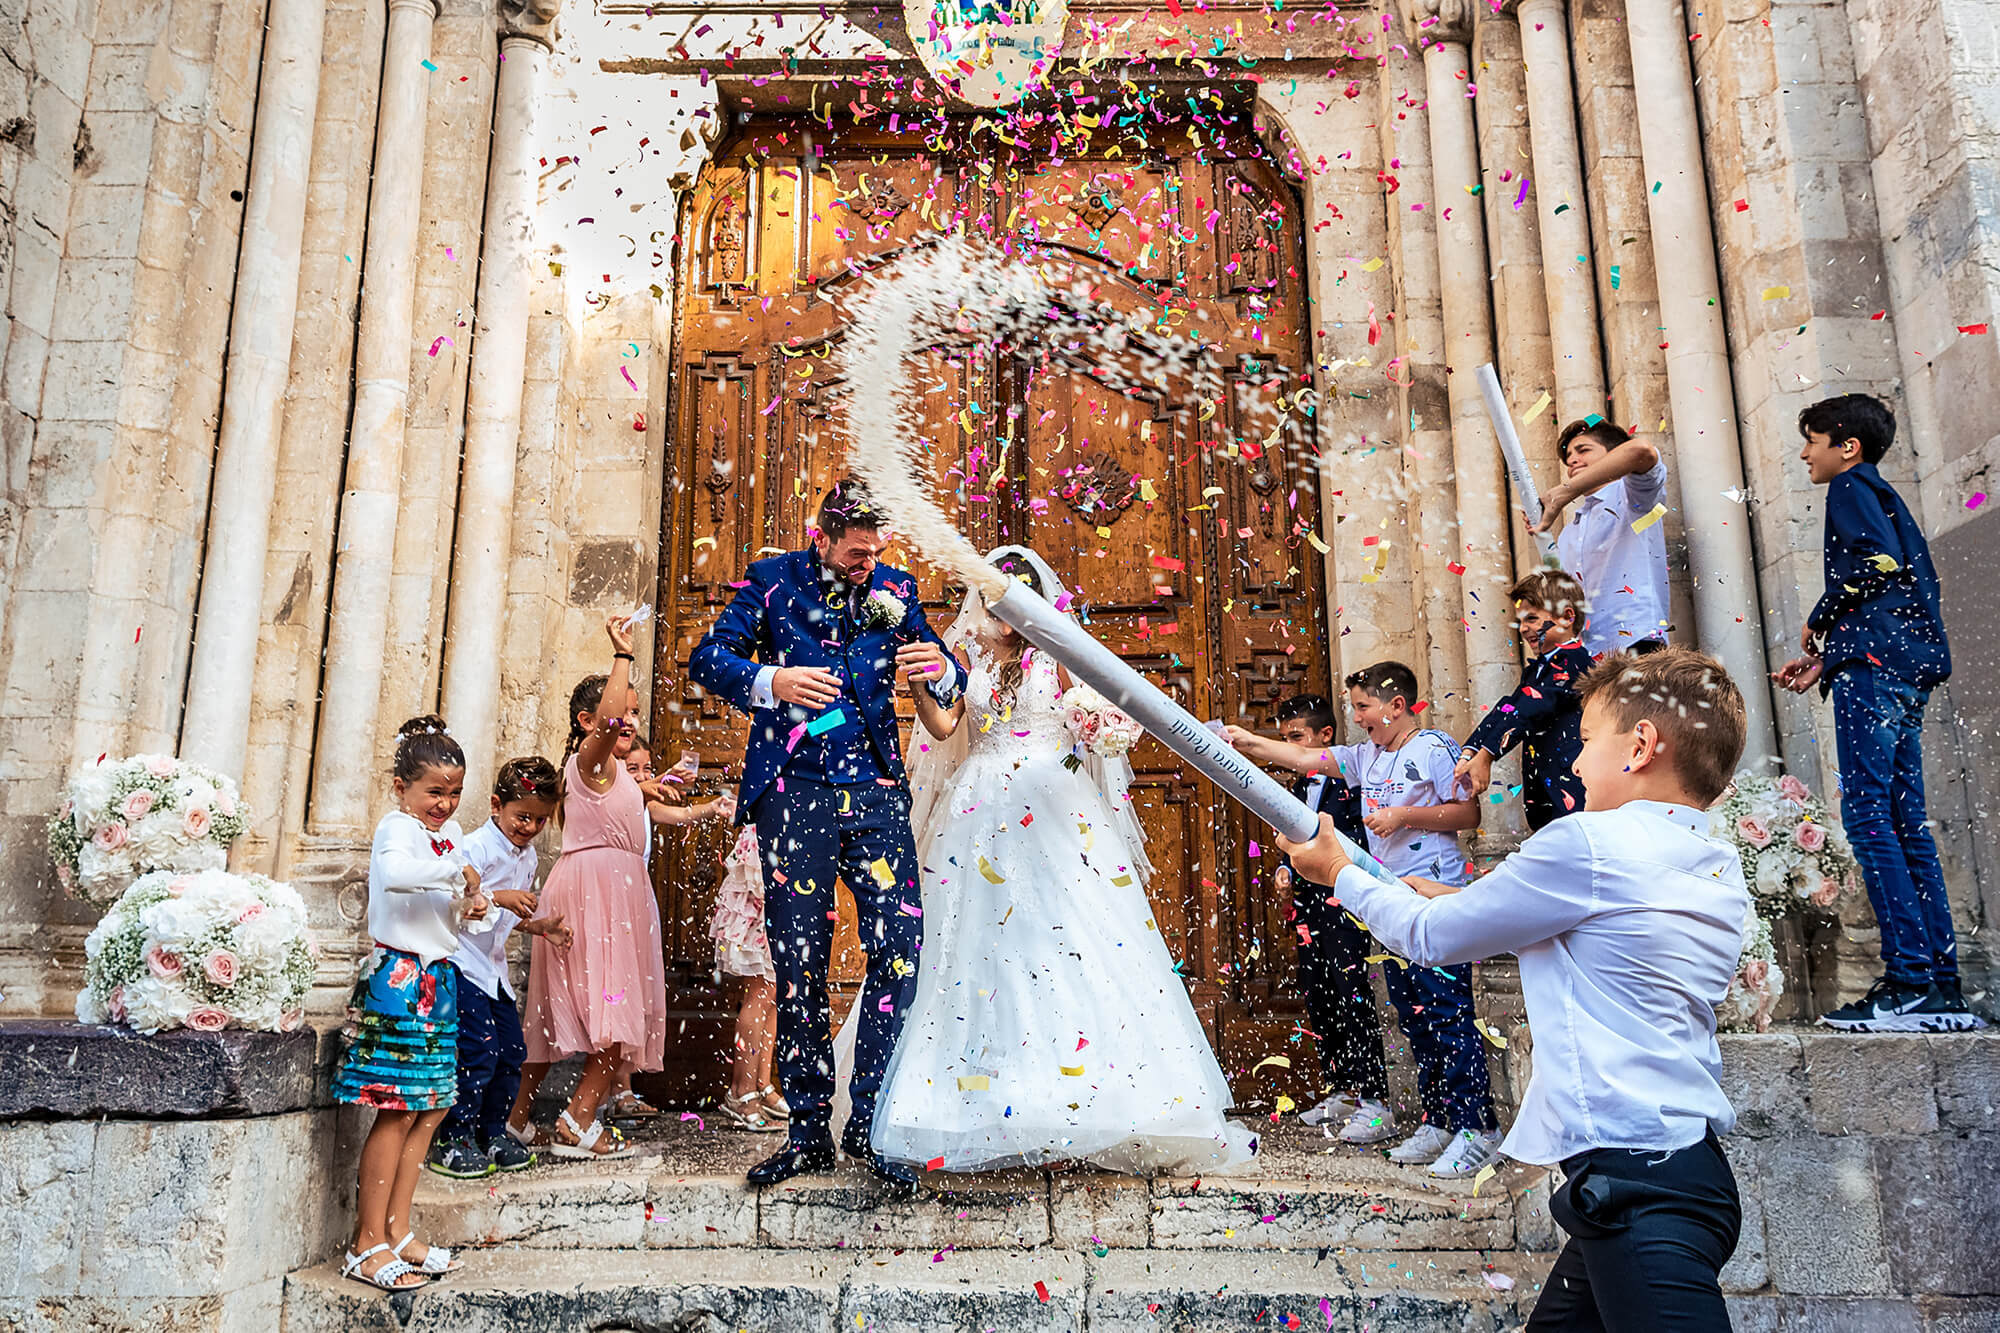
[{"xmin": 965, "ymin": 646, "xmax": 1070, "ymax": 757}]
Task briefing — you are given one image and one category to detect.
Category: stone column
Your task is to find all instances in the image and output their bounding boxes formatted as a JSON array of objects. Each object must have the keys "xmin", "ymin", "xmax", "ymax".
[
  {"xmin": 1623, "ymin": 0, "xmax": 1775, "ymax": 756},
  {"xmin": 180, "ymin": 0, "xmax": 324, "ymax": 781},
  {"xmin": 309, "ymin": 0, "xmax": 438, "ymax": 834},
  {"xmin": 440, "ymin": 23, "xmax": 552, "ymax": 798},
  {"xmin": 1517, "ymin": 0, "xmax": 1607, "ymax": 426}
]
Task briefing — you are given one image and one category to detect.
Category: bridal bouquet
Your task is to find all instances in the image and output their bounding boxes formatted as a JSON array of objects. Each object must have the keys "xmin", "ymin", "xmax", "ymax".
[
  {"xmin": 1707, "ymin": 771, "xmax": 1859, "ymax": 917},
  {"xmin": 75, "ymin": 868, "xmax": 316, "ymax": 1035},
  {"xmin": 47, "ymin": 755, "xmax": 250, "ymax": 908},
  {"xmin": 1716, "ymin": 915, "xmax": 1785, "ymax": 1034},
  {"xmin": 1060, "ymin": 683, "xmax": 1144, "ymax": 759}
]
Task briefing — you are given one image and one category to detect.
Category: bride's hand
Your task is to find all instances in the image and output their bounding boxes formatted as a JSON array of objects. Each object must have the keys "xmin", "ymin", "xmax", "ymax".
[{"xmin": 896, "ymin": 642, "xmax": 946, "ymax": 690}]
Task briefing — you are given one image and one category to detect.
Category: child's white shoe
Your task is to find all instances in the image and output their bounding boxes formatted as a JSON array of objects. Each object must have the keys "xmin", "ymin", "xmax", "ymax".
[
  {"xmin": 1337, "ymin": 1099, "xmax": 1399, "ymax": 1144},
  {"xmin": 1298, "ymin": 1092, "xmax": 1357, "ymax": 1127},
  {"xmin": 1386, "ymin": 1123, "xmax": 1453, "ymax": 1164},
  {"xmin": 1426, "ymin": 1129, "xmax": 1503, "ymax": 1180}
]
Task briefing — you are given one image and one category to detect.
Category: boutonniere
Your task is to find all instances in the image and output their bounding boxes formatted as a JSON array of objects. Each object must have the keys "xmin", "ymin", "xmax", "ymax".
[{"xmin": 860, "ymin": 589, "xmax": 908, "ymax": 630}]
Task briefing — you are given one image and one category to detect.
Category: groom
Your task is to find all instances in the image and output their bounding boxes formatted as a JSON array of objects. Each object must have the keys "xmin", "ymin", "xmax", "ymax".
[{"xmin": 691, "ymin": 479, "xmax": 965, "ymax": 1192}]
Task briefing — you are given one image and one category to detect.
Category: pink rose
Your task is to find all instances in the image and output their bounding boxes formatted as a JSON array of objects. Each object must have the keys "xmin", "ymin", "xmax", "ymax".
[
  {"xmin": 235, "ymin": 904, "xmax": 264, "ymax": 925},
  {"xmin": 203, "ymin": 951, "xmax": 239, "ymax": 987},
  {"xmin": 183, "ymin": 806, "xmax": 212, "ymax": 839},
  {"xmin": 185, "ymin": 1007, "xmax": 229, "ymax": 1032},
  {"xmin": 146, "ymin": 947, "xmax": 183, "ymax": 980},
  {"xmin": 55, "ymin": 864, "xmax": 72, "ymax": 888},
  {"xmin": 1736, "ymin": 816, "xmax": 1772, "ymax": 848},
  {"xmin": 1844, "ymin": 868, "xmax": 1863, "ymax": 894},
  {"xmin": 146, "ymin": 757, "xmax": 176, "ymax": 778},
  {"xmin": 217, "ymin": 790, "xmax": 237, "ymax": 818},
  {"xmin": 122, "ymin": 790, "xmax": 156, "ymax": 821},
  {"xmin": 168, "ymin": 876, "xmax": 191, "ymax": 897},
  {"xmin": 59, "ymin": 799, "xmax": 72, "ymax": 820},
  {"xmin": 1742, "ymin": 959, "xmax": 1768, "ymax": 989},
  {"xmin": 1777, "ymin": 775, "xmax": 1811, "ymax": 804},
  {"xmin": 1795, "ymin": 822, "xmax": 1827, "ymax": 853},
  {"xmin": 92, "ymin": 821, "xmax": 128, "ymax": 851},
  {"xmin": 108, "ymin": 987, "xmax": 127, "ymax": 1023},
  {"xmin": 1811, "ymin": 877, "xmax": 1842, "ymax": 908},
  {"xmin": 280, "ymin": 1008, "xmax": 304, "ymax": 1032}
]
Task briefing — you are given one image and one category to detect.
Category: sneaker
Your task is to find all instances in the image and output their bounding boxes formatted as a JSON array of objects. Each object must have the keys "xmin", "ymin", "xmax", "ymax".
[
  {"xmin": 1913, "ymin": 982, "xmax": 1989, "ymax": 1033},
  {"xmin": 487, "ymin": 1137, "xmax": 536, "ymax": 1172},
  {"xmin": 1337, "ymin": 1099, "xmax": 1399, "ymax": 1145},
  {"xmin": 426, "ymin": 1139, "xmax": 496, "ymax": 1179},
  {"xmin": 1387, "ymin": 1123, "xmax": 1453, "ymax": 1164},
  {"xmin": 1299, "ymin": 1092, "xmax": 1358, "ymax": 1127},
  {"xmin": 1427, "ymin": 1129, "xmax": 1503, "ymax": 1180},
  {"xmin": 1820, "ymin": 977, "xmax": 1934, "ymax": 1032}
]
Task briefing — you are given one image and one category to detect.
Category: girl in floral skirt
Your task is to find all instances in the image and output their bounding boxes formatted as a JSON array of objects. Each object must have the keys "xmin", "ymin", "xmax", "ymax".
[{"xmin": 334, "ymin": 716, "xmax": 491, "ymax": 1291}]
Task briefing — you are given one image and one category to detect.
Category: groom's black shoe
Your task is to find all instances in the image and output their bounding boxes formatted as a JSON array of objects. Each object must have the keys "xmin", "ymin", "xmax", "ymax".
[
  {"xmin": 841, "ymin": 1121, "xmax": 922, "ymax": 1202},
  {"xmin": 747, "ymin": 1139, "xmax": 836, "ymax": 1187}
]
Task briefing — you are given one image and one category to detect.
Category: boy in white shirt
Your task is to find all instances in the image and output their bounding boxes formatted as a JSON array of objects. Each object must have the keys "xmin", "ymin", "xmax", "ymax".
[
  {"xmin": 429, "ymin": 757, "xmax": 570, "ymax": 1179},
  {"xmin": 1278, "ymin": 648, "xmax": 1751, "ymax": 1331},
  {"xmin": 1229, "ymin": 660, "xmax": 1500, "ymax": 1179},
  {"xmin": 1533, "ymin": 418, "xmax": 1672, "ymax": 658}
]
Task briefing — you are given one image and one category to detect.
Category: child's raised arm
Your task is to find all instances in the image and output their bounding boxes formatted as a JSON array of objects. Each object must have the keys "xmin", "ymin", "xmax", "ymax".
[
  {"xmin": 1223, "ymin": 726, "xmax": 1344, "ymax": 775},
  {"xmin": 576, "ymin": 612, "xmax": 636, "ymax": 793}
]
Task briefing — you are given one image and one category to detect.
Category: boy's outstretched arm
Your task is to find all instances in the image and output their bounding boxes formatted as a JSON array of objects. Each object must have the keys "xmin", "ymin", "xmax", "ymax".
[
  {"xmin": 1531, "ymin": 436, "xmax": 1664, "ymax": 533},
  {"xmin": 1224, "ymin": 726, "xmax": 1343, "ymax": 774}
]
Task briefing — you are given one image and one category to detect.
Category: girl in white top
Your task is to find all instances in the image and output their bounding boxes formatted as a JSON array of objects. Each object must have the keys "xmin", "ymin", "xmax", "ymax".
[{"xmin": 332, "ymin": 717, "xmax": 490, "ymax": 1292}]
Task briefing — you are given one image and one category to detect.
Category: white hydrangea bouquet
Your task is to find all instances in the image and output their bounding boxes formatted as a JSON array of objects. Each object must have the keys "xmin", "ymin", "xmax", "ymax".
[
  {"xmin": 46, "ymin": 754, "xmax": 250, "ymax": 907},
  {"xmin": 75, "ymin": 868, "xmax": 316, "ymax": 1035},
  {"xmin": 1707, "ymin": 771, "xmax": 1859, "ymax": 917},
  {"xmin": 1716, "ymin": 914, "xmax": 1785, "ymax": 1034},
  {"xmin": 1060, "ymin": 683, "xmax": 1144, "ymax": 760}
]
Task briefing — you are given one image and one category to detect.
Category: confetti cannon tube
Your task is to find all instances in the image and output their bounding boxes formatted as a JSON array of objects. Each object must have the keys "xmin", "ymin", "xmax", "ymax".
[
  {"xmin": 1476, "ymin": 363, "xmax": 1558, "ymax": 566},
  {"xmin": 986, "ymin": 580, "xmax": 1401, "ymax": 885}
]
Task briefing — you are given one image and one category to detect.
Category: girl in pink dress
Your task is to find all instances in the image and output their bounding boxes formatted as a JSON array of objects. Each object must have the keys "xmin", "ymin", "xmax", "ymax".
[{"xmin": 516, "ymin": 613, "xmax": 665, "ymax": 1159}]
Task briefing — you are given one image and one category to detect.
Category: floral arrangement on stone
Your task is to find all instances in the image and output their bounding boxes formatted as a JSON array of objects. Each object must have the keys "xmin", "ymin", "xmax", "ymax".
[
  {"xmin": 1060, "ymin": 683, "xmax": 1144, "ymax": 760},
  {"xmin": 1707, "ymin": 771, "xmax": 1859, "ymax": 917},
  {"xmin": 1716, "ymin": 915, "xmax": 1785, "ymax": 1034},
  {"xmin": 74, "ymin": 868, "xmax": 315, "ymax": 1035},
  {"xmin": 45, "ymin": 754, "xmax": 249, "ymax": 907}
]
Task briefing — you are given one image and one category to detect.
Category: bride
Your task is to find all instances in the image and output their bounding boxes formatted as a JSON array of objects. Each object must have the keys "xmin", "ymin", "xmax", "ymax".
[{"xmin": 851, "ymin": 546, "xmax": 1257, "ymax": 1175}]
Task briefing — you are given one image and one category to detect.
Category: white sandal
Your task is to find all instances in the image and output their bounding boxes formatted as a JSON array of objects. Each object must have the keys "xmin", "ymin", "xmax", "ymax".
[
  {"xmin": 342, "ymin": 1242, "xmax": 426, "ymax": 1291},
  {"xmin": 393, "ymin": 1231, "xmax": 461, "ymax": 1276},
  {"xmin": 718, "ymin": 1090, "xmax": 783, "ymax": 1133},
  {"xmin": 549, "ymin": 1109, "xmax": 634, "ymax": 1160}
]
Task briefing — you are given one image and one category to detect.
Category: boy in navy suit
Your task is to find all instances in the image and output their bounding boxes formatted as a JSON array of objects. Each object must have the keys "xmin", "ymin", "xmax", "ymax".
[
  {"xmin": 1773, "ymin": 395, "xmax": 1983, "ymax": 1033},
  {"xmin": 691, "ymin": 480, "xmax": 970, "ymax": 1188},
  {"xmin": 1456, "ymin": 570, "xmax": 1593, "ymax": 831}
]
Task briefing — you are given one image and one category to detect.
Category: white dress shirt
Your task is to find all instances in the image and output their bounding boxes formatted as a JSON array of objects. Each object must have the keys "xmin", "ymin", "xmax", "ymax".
[
  {"xmin": 447, "ymin": 820, "xmax": 537, "ymax": 1001},
  {"xmin": 368, "ymin": 811, "xmax": 473, "ymax": 965},
  {"xmin": 1331, "ymin": 799, "xmax": 1747, "ymax": 1165},
  {"xmin": 1555, "ymin": 457, "xmax": 1672, "ymax": 657}
]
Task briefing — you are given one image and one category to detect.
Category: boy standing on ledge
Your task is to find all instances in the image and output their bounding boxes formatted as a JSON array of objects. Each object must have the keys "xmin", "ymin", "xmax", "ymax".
[{"xmin": 1278, "ymin": 649, "xmax": 1750, "ymax": 1331}]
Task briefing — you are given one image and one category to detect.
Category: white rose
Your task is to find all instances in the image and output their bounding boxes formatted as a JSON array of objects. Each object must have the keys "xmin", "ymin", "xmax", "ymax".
[
  {"xmin": 1753, "ymin": 854, "xmax": 1790, "ymax": 899},
  {"xmin": 75, "ymin": 986, "xmax": 106, "ymax": 1024}
]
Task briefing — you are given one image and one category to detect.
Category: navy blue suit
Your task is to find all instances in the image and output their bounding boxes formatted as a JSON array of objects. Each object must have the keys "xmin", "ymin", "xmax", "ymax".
[
  {"xmin": 1465, "ymin": 642, "xmax": 1593, "ymax": 830},
  {"xmin": 1282, "ymin": 771, "xmax": 1389, "ymax": 1101},
  {"xmin": 689, "ymin": 550, "xmax": 966, "ymax": 1145},
  {"xmin": 1809, "ymin": 463, "xmax": 1950, "ymax": 692}
]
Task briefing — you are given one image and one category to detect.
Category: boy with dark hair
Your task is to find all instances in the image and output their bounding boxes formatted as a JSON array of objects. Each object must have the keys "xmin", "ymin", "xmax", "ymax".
[
  {"xmin": 1534, "ymin": 419, "xmax": 1671, "ymax": 658},
  {"xmin": 1456, "ymin": 570, "xmax": 1594, "ymax": 830},
  {"xmin": 1773, "ymin": 394, "xmax": 1982, "ymax": 1032},
  {"xmin": 1266, "ymin": 694, "xmax": 1396, "ymax": 1142},
  {"xmin": 1279, "ymin": 647, "xmax": 1754, "ymax": 1331},
  {"xmin": 1230, "ymin": 662, "xmax": 1500, "ymax": 1179}
]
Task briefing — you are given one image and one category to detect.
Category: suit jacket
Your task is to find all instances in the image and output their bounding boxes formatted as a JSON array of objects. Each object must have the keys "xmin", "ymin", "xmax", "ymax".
[
  {"xmin": 689, "ymin": 550, "xmax": 966, "ymax": 820},
  {"xmin": 1282, "ymin": 768, "xmax": 1368, "ymax": 903},
  {"xmin": 1810, "ymin": 463, "xmax": 1950, "ymax": 692},
  {"xmin": 1465, "ymin": 642, "xmax": 1592, "ymax": 820}
]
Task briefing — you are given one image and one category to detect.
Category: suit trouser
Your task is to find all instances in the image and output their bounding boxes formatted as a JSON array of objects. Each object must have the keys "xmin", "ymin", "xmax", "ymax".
[
  {"xmin": 1292, "ymin": 880, "xmax": 1390, "ymax": 1101},
  {"xmin": 1527, "ymin": 1132, "xmax": 1741, "ymax": 1332},
  {"xmin": 1381, "ymin": 960, "xmax": 1498, "ymax": 1133},
  {"xmin": 754, "ymin": 777, "xmax": 923, "ymax": 1147},
  {"xmin": 440, "ymin": 968, "xmax": 525, "ymax": 1146}
]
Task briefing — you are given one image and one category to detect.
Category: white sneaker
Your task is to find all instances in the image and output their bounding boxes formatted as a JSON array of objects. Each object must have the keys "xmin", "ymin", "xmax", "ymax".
[
  {"xmin": 1427, "ymin": 1129, "xmax": 1503, "ymax": 1180},
  {"xmin": 1337, "ymin": 1099, "xmax": 1398, "ymax": 1145},
  {"xmin": 1387, "ymin": 1123, "xmax": 1453, "ymax": 1164},
  {"xmin": 1299, "ymin": 1092, "xmax": 1358, "ymax": 1127}
]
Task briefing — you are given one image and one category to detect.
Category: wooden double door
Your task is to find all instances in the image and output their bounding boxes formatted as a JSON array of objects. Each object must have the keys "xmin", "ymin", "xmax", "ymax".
[{"xmin": 645, "ymin": 116, "xmax": 1334, "ymax": 1104}]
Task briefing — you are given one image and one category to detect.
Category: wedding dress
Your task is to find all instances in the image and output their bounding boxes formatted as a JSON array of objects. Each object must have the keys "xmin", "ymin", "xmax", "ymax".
[{"xmin": 865, "ymin": 607, "xmax": 1258, "ymax": 1175}]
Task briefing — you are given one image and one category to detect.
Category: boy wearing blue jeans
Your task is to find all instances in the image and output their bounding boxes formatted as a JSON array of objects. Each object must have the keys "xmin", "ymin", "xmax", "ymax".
[
  {"xmin": 1772, "ymin": 394, "xmax": 1983, "ymax": 1032},
  {"xmin": 1230, "ymin": 662, "xmax": 1501, "ymax": 1180},
  {"xmin": 1279, "ymin": 648, "xmax": 1753, "ymax": 1330}
]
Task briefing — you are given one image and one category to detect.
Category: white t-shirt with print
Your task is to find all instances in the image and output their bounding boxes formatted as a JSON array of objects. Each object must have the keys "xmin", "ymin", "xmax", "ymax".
[{"xmin": 1328, "ymin": 729, "xmax": 1471, "ymax": 885}]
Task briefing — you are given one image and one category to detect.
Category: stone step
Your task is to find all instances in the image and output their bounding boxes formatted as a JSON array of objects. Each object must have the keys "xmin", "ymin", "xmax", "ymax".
[
  {"xmin": 283, "ymin": 1246, "xmax": 1549, "ymax": 1332},
  {"xmin": 412, "ymin": 1124, "xmax": 1520, "ymax": 1254}
]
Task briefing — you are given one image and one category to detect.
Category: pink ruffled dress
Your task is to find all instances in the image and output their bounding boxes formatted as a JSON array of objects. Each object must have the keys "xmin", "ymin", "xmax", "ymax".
[
  {"xmin": 522, "ymin": 755, "xmax": 667, "ymax": 1072},
  {"xmin": 708, "ymin": 826, "xmax": 774, "ymax": 981}
]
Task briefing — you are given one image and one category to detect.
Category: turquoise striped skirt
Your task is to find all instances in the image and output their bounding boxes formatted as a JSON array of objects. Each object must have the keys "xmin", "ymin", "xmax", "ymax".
[{"xmin": 330, "ymin": 946, "xmax": 458, "ymax": 1111}]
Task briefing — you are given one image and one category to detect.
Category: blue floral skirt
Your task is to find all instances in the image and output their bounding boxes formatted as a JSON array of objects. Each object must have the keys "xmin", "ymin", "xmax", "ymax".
[{"xmin": 330, "ymin": 946, "xmax": 458, "ymax": 1111}]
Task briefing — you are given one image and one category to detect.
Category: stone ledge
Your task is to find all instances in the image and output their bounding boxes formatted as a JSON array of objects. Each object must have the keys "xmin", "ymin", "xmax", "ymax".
[{"xmin": 0, "ymin": 1019, "xmax": 325, "ymax": 1120}]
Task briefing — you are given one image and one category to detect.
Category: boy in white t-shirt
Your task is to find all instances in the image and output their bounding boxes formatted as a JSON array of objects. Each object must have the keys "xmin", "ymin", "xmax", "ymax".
[{"xmin": 1229, "ymin": 661, "xmax": 1500, "ymax": 1179}]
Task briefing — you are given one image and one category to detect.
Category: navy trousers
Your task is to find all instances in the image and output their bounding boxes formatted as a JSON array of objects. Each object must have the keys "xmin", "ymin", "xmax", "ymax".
[
  {"xmin": 1382, "ymin": 959, "xmax": 1497, "ymax": 1133},
  {"xmin": 1293, "ymin": 879, "xmax": 1390, "ymax": 1101},
  {"xmin": 1527, "ymin": 1132, "xmax": 1741, "ymax": 1331},
  {"xmin": 440, "ymin": 968, "xmax": 525, "ymax": 1146},
  {"xmin": 754, "ymin": 777, "xmax": 923, "ymax": 1147}
]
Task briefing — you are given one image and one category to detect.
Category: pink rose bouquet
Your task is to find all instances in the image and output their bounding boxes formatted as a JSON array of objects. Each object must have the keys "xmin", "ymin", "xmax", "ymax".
[
  {"xmin": 46, "ymin": 755, "xmax": 251, "ymax": 909},
  {"xmin": 1709, "ymin": 771, "xmax": 1860, "ymax": 917},
  {"xmin": 1059, "ymin": 683, "xmax": 1145, "ymax": 759}
]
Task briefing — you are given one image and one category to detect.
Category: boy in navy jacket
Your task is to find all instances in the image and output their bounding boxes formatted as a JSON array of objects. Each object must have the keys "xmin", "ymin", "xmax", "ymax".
[
  {"xmin": 1456, "ymin": 570, "xmax": 1593, "ymax": 831},
  {"xmin": 1773, "ymin": 394, "xmax": 1982, "ymax": 1032}
]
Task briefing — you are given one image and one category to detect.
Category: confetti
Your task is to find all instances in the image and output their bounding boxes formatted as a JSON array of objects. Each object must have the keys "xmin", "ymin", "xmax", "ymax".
[
  {"xmin": 1630, "ymin": 503, "xmax": 1667, "ymax": 533},
  {"xmin": 806, "ymin": 708, "xmax": 848, "ymax": 736},
  {"xmin": 956, "ymin": 1075, "xmax": 990, "ymax": 1091},
  {"xmin": 977, "ymin": 856, "xmax": 1006, "ymax": 883},
  {"xmin": 1472, "ymin": 1163, "xmax": 1498, "ymax": 1196},
  {"xmin": 1060, "ymin": 1064, "xmax": 1085, "ymax": 1076},
  {"xmin": 1761, "ymin": 285, "xmax": 1791, "ymax": 301},
  {"xmin": 1523, "ymin": 390, "xmax": 1553, "ymax": 422},
  {"xmin": 1251, "ymin": 1054, "xmax": 1291, "ymax": 1073},
  {"xmin": 1473, "ymin": 1018, "xmax": 1509, "ymax": 1049},
  {"xmin": 869, "ymin": 858, "xmax": 895, "ymax": 888}
]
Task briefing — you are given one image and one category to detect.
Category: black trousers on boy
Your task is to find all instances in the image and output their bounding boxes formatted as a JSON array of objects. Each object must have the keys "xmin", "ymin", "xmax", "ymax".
[
  {"xmin": 1293, "ymin": 878, "xmax": 1390, "ymax": 1101},
  {"xmin": 1527, "ymin": 1131, "xmax": 1741, "ymax": 1332}
]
